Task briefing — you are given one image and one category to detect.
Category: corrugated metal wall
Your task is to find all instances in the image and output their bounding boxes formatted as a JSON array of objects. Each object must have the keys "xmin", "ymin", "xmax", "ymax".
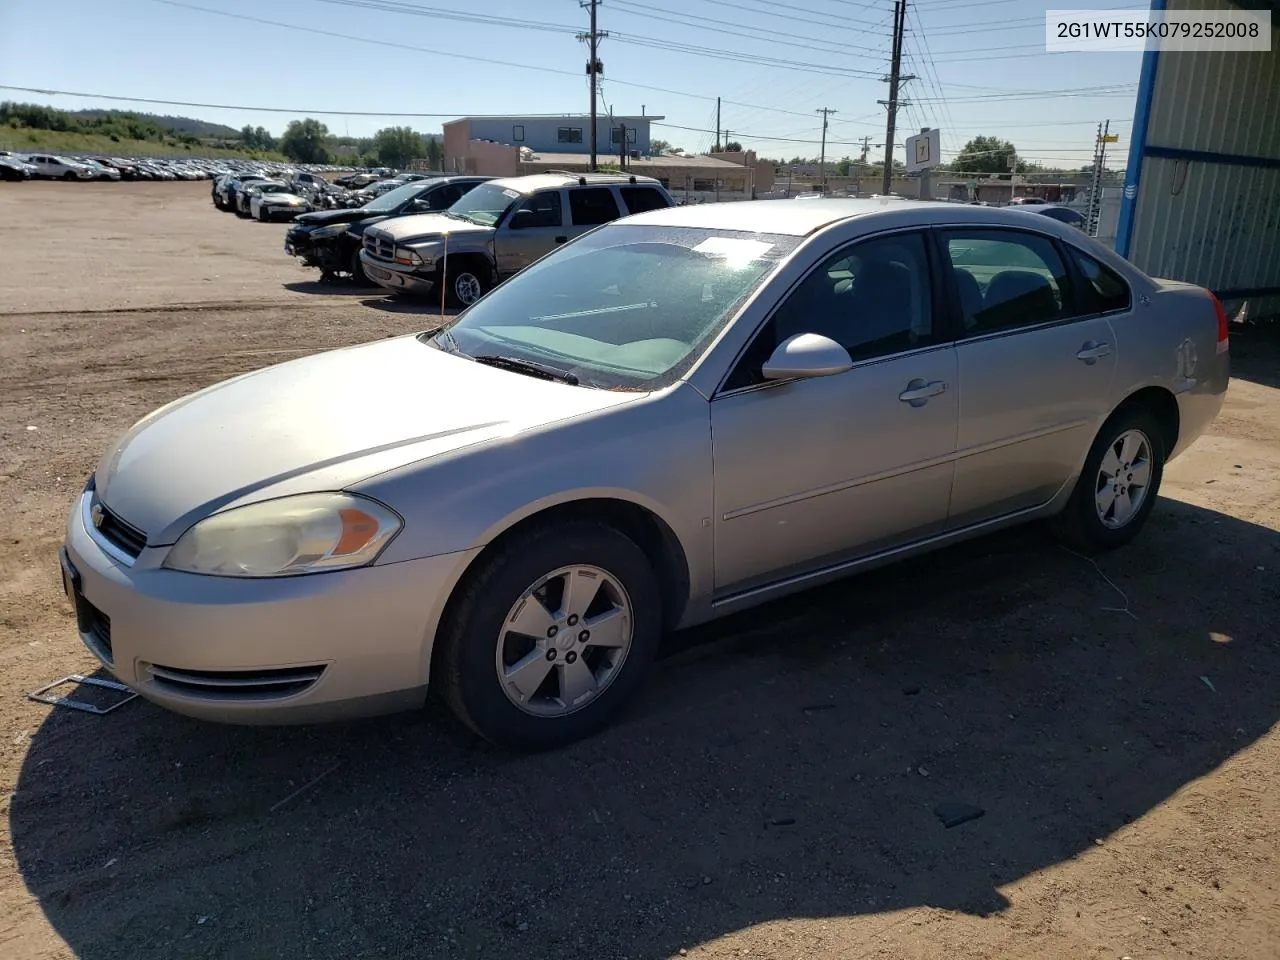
[{"xmin": 1128, "ymin": 0, "xmax": 1280, "ymax": 318}]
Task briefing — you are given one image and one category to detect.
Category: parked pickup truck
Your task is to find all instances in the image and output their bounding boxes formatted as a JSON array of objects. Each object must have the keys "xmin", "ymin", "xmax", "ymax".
[{"xmin": 359, "ymin": 172, "xmax": 675, "ymax": 305}]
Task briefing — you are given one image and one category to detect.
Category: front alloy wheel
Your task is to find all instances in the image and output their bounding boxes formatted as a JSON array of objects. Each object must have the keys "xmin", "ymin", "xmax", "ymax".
[
  {"xmin": 496, "ymin": 565, "xmax": 634, "ymax": 718},
  {"xmin": 438, "ymin": 521, "xmax": 662, "ymax": 750},
  {"xmin": 452, "ymin": 270, "xmax": 485, "ymax": 306}
]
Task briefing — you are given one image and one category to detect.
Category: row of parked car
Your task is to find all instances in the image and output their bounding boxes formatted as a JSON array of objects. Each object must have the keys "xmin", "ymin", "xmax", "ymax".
[
  {"xmin": 0, "ymin": 150, "xmax": 350, "ymax": 183},
  {"xmin": 213, "ymin": 167, "xmax": 678, "ymax": 306}
]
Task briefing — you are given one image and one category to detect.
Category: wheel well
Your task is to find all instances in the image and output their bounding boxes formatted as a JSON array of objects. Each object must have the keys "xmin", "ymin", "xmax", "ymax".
[
  {"xmin": 1118, "ymin": 386, "xmax": 1180, "ymax": 459},
  {"xmin": 441, "ymin": 252, "xmax": 492, "ymax": 282},
  {"xmin": 434, "ymin": 499, "xmax": 691, "ymax": 671}
]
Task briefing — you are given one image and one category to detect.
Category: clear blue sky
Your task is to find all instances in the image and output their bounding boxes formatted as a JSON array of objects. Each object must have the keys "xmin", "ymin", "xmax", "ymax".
[{"xmin": 0, "ymin": 0, "xmax": 1144, "ymax": 169}]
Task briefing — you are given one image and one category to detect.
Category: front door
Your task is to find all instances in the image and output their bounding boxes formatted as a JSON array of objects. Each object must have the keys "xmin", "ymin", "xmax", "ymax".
[
  {"xmin": 494, "ymin": 190, "xmax": 566, "ymax": 279},
  {"xmin": 710, "ymin": 230, "xmax": 959, "ymax": 593},
  {"xmin": 938, "ymin": 227, "xmax": 1120, "ymax": 527}
]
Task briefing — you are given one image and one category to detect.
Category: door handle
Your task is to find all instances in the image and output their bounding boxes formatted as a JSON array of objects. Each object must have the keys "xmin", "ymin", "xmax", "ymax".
[
  {"xmin": 554, "ymin": 235, "xmax": 568, "ymax": 244},
  {"xmin": 1076, "ymin": 341, "xmax": 1113, "ymax": 364},
  {"xmin": 898, "ymin": 379, "xmax": 947, "ymax": 406}
]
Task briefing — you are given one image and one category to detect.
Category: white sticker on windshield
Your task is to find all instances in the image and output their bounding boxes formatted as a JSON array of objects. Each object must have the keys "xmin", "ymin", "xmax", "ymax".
[
  {"xmin": 502, "ymin": 189, "xmax": 521, "ymax": 198},
  {"xmin": 691, "ymin": 237, "xmax": 773, "ymax": 260}
]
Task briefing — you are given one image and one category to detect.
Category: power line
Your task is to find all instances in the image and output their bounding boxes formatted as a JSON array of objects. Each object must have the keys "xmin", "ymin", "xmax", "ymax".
[
  {"xmin": 608, "ymin": 0, "xmax": 886, "ymax": 56},
  {"xmin": 142, "ymin": 0, "xmax": 828, "ymax": 122},
  {"xmin": 686, "ymin": 0, "xmax": 893, "ymax": 31}
]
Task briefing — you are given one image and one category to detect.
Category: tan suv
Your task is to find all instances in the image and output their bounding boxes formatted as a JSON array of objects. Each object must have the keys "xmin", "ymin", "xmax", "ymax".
[{"xmin": 359, "ymin": 172, "xmax": 674, "ymax": 304}]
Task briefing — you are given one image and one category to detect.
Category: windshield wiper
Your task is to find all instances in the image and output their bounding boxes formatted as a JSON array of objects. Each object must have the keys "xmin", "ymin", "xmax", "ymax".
[{"xmin": 472, "ymin": 354, "xmax": 579, "ymax": 385}]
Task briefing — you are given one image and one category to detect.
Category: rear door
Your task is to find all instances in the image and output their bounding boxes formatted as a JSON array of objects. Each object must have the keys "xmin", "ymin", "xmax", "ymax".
[{"xmin": 939, "ymin": 227, "xmax": 1118, "ymax": 528}]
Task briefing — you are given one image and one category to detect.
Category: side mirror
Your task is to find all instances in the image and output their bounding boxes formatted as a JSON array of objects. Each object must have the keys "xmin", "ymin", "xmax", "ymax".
[
  {"xmin": 508, "ymin": 208, "xmax": 535, "ymax": 229},
  {"xmin": 761, "ymin": 333, "xmax": 853, "ymax": 381},
  {"xmin": 409, "ymin": 198, "xmax": 431, "ymax": 212}
]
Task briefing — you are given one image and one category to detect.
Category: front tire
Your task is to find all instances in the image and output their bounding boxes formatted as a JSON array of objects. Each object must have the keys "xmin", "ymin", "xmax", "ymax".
[
  {"xmin": 437, "ymin": 522, "xmax": 662, "ymax": 750},
  {"xmin": 349, "ymin": 248, "xmax": 368, "ymax": 285},
  {"xmin": 441, "ymin": 261, "xmax": 491, "ymax": 307},
  {"xmin": 1050, "ymin": 405, "xmax": 1166, "ymax": 552},
  {"xmin": 62, "ymin": 171, "xmax": 77, "ymax": 181}
]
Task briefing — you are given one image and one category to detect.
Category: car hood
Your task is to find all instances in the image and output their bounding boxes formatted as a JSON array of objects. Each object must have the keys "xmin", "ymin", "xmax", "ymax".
[
  {"xmin": 293, "ymin": 207, "xmax": 375, "ymax": 227},
  {"xmin": 94, "ymin": 336, "xmax": 639, "ymax": 545},
  {"xmin": 372, "ymin": 213, "xmax": 492, "ymax": 241},
  {"xmin": 261, "ymin": 192, "xmax": 309, "ymax": 204}
]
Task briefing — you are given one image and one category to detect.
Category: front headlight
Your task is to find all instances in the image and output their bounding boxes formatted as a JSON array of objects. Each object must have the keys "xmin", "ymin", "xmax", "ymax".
[
  {"xmin": 394, "ymin": 248, "xmax": 424, "ymax": 266},
  {"xmin": 310, "ymin": 223, "xmax": 349, "ymax": 239},
  {"xmin": 163, "ymin": 492, "xmax": 402, "ymax": 578}
]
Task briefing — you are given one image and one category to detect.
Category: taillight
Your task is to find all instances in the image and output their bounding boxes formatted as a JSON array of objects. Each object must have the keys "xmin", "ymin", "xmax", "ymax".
[{"xmin": 1209, "ymin": 291, "xmax": 1229, "ymax": 355}]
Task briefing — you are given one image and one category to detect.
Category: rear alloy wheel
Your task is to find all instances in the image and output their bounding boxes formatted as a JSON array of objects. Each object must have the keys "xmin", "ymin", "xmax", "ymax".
[
  {"xmin": 438, "ymin": 522, "xmax": 662, "ymax": 750},
  {"xmin": 1050, "ymin": 405, "xmax": 1165, "ymax": 552}
]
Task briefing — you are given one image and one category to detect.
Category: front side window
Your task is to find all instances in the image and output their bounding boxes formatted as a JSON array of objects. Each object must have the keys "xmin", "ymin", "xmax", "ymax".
[
  {"xmin": 1070, "ymin": 248, "xmax": 1131, "ymax": 313},
  {"xmin": 724, "ymin": 231, "xmax": 936, "ymax": 390},
  {"xmin": 557, "ymin": 127, "xmax": 583, "ymax": 144},
  {"xmin": 424, "ymin": 226, "xmax": 799, "ymax": 390},
  {"xmin": 568, "ymin": 187, "xmax": 620, "ymax": 226},
  {"xmin": 508, "ymin": 191, "xmax": 563, "ymax": 229},
  {"xmin": 941, "ymin": 229, "xmax": 1070, "ymax": 334}
]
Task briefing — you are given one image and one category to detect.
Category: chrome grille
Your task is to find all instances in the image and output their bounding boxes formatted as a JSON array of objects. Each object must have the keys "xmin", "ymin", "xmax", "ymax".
[
  {"xmin": 92, "ymin": 495, "xmax": 147, "ymax": 559},
  {"xmin": 364, "ymin": 230, "xmax": 395, "ymax": 262}
]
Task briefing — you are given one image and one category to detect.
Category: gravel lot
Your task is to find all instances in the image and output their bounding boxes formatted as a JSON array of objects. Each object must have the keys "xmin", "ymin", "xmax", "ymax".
[{"xmin": 1, "ymin": 179, "xmax": 1278, "ymax": 960}]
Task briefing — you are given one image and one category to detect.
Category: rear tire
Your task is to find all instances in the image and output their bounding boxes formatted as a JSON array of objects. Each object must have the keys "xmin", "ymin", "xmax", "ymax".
[
  {"xmin": 62, "ymin": 171, "xmax": 77, "ymax": 181},
  {"xmin": 1049, "ymin": 405, "xmax": 1166, "ymax": 553},
  {"xmin": 437, "ymin": 521, "xmax": 662, "ymax": 750}
]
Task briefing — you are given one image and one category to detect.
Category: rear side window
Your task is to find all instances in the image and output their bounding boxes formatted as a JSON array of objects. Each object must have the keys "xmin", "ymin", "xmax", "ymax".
[
  {"xmin": 620, "ymin": 186, "xmax": 669, "ymax": 214},
  {"xmin": 1070, "ymin": 248, "xmax": 1131, "ymax": 313},
  {"xmin": 941, "ymin": 229, "xmax": 1071, "ymax": 335},
  {"xmin": 569, "ymin": 187, "xmax": 621, "ymax": 226}
]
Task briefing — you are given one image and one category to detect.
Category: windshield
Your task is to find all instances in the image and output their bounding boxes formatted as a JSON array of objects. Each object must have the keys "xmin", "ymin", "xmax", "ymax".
[
  {"xmin": 363, "ymin": 180, "xmax": 438, "ymax": 213},
  {"xmin": 445, "ymin": 181, "xmax": 523, "ymax": 226},
  {"xmin": 421, "ymin": 225, "xmax": 799, "ymax": 390}
]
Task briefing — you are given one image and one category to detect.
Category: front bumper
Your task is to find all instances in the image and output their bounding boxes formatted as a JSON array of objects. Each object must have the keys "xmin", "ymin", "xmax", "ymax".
[
  {"xmin": 360, "ymin": 250, "xmax": 436, "ymax": 295},
  {"xmin": 261, "ymin": 204, "xmax": 308, "ymax": 221},
  {"xmin": 62, "ymin": 491, "xmax": 478, "ymax": 725}
]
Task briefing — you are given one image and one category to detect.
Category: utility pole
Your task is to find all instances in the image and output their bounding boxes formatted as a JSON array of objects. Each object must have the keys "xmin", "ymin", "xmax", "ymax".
[
  {"xmin": 1087, "ymin": 118, "xmax": 1111, "ymax": 236},
  {"xmin": 578, "ymin": 0, "xmax": 607, "ymax": 171},
  {"xmin": 619, "ymin": 122, "xmax": 627, "ymax": 170},
  {"xmin": 878, "ymin": 0, "xmax": 915, "ymax": 195},
  {"xmin": 715, "ymin": 96, "xmax": 721, "ymax": 151},
  {"xmin": 816, "ymin": 107, "xmax": 836, "ymax": 194}
]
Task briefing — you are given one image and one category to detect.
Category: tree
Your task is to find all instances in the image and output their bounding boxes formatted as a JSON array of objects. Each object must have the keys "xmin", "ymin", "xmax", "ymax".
[
  {"xmin": 834, "ymin": 155, "xmax": 854, "ymax": 176},
  {"xmin": 425, "ymin": 136, "xmax": 444, "ymax": 170},
  {"xmin": 373, "ymin": 126, "xmax": 425, "ymax": 169},
  {"xmin": 280, "ymin": 118, "xmax": 331, "ymax": 164},
  {"xmin": 952, "ymin": 135, "xmax": 1016, "ymax": 175},
  {"xmin": 723, "ymin": 140, "xmax": 743, "ymax": 152},
  {"xmin": 239, "ymin": 125, "xmax": 276, "ymax": 151},
  {"xmin": 650, "ymin": 138, "xmax": 672, "ymax": 155}
]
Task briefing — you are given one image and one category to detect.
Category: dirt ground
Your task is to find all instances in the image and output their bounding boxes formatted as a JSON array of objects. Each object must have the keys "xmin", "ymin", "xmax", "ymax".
[{"xmin": 0, "ymin": 180, "xmax": 1278, "ymax": 960}]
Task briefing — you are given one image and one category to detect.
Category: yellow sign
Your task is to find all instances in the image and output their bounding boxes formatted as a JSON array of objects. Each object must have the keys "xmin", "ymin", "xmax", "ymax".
[{"xmin": 1099, "ymin": 134, "xmax": 1120, "ymax": 143}]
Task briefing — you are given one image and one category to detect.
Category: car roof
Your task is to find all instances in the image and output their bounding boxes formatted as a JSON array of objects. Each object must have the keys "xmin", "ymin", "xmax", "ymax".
[
  {"xmin": 488, "ymin": 172, "xmax": 663, "ymax": 193},
  {"xmin": 620, "ymin": 197, "xmax": 1087, "ymax": 237}
]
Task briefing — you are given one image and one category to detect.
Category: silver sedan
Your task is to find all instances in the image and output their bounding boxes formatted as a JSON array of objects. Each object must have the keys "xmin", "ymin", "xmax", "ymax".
[{"xmin": 63, "ymin": 199, "xmax": 1229, "ymax": 749}]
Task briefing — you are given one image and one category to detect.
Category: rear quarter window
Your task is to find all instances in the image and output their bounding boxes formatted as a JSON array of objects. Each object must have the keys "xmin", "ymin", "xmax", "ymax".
[
  {"xmin": 620, "ymin": 186, "xmax": 670, "ymax": 214},
  {"xmin": 1069, "ymin": 248, "xmax": 1131, "ymax": 313}
]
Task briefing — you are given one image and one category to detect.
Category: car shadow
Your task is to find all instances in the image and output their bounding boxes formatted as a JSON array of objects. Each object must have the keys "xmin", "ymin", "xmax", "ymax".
[
  {"xmin": 1229, "ymin": 323, "xmax": 1280, "ymax": 390},
  {"xmin": 282, "ymin": 281, "xmax": 379, "ymax": 297},
  {"xmin": 10, "ymin": 498, "xmax": 1280, "ymax": 959},
  {"xmin": 359, "ymin": 295, "xmax": 460, "ymax": 318}
]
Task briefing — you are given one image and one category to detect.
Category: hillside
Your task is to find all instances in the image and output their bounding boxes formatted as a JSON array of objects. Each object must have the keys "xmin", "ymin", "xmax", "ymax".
[
  {"xmin": 69, "ymin": 109, "xmax": 241, "ymax": 139},
  {"xmin": 0, "ymin": 126, "xmax": 284, "ymax": 161}
]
